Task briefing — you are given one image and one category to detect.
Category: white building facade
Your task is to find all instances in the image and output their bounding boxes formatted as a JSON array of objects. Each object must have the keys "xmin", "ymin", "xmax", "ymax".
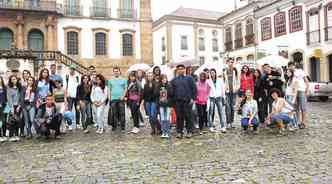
[
  {"xmin": 256, "ymin": 0, "xmax": 332, "ymax": 82},
  {"xmin": 153, "ymin": 8, "xmax": 224, "ymax": 66}
]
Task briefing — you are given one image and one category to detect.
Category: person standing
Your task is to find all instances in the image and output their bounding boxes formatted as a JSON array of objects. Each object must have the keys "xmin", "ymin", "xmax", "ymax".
[
  {"xmin": 22, "ymin": 76, "xmax": 36, "ymax": 139},
  {"xmin": 224, "ymin": 58, "xmax": 240, "ymax": 129},
  {"xmin": 77, "ymin": 75, "xmax": 92, "ymax": 133},
  {"xmin": 254, "ymin": 69, "xmax": 268, "ymax": 124},
  {"xmin": 125, "ymin": 72, "xmax": 143, "ymax": 134},
  {"xmin": 108, "ymin": 67, "xmax": 127, "ymax": 132},
  {"xmin": 208, "ymin": 69, "xmax": 227, "ymax": 133},
  {"xmin": 171, "ymin": 64, "xmax": 197, "ymax": 139},
  {"xmin": 143, "ymin": 72, "xmax": 160, "ymax": 135},
  {"xmin": 158, "ymin": 74, "xmax": 173, "ymax": 138},
  {"xmin": 6, "ymin": 75, "xmax": 24, "ymax": 141},
  {"xmin": 49, "ymin": 64, "xmax": 63, "ymax": 88},
  {"xmin": 0, "ymin": 77, "xmax": 7, "ymax": 142},
  {"xmin": 240, "ymin": 65, "xmax": 254, "ymax": 97},
  {"xmin": 91, "ymin": 74, "xmax": 108, "ymax": 134},
  {"xmin": 36, "ymin": 69, "xmax": 53, "ymax": 107},
  {"xmin": 21, "ymin": 70, "xmax": 31, "ymax": 88},
  {"xmin": 63, "ymin": 64, "xmax": 80, "ymax": 129},
  {"xmin": 195, "ymin": 72, "xmax": 211, "ymax": 134}
]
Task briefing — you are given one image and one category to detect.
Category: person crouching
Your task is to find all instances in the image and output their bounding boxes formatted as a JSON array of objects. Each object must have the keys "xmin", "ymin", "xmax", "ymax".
[
  {"xmin": 34, "ymin": 94, "xmax": 62, "ymax": 138},
  {"xmin": 240, "ymin": 90, "xmax": 259, "ymax": 134}
]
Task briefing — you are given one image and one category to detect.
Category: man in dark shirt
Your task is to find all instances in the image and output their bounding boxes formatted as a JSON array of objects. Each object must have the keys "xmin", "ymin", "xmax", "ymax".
[
  {"xmin": 171, "ymin": 64, "xmax": 197, "ymax": 139},
  {"xmin": 262, "ymin": 64, "xmax": 283, "ymax": 112}
]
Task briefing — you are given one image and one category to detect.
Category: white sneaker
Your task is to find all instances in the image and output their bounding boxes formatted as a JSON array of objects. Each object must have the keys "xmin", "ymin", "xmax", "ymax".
[
  {"xmin": 77, "ymin": 124, "xmax": 82, "ymax": 129},
  {"xmin": 221, "ymin": 127, "xmax": 227, "ymax": 133},
  {"xmin": 164, "ymin": 134, "xmax": 170, "ymax": 138},
  {"xmin": 9, "ymin": 137, "xmax": 16, "ymax": 142},
  {"xmin": 96, "ymin": 128, "xmax": 100, "ymax": 134},
  {"xmin": 97, "ymin": 128, "xmax": 104, "ymax": 134},
  {"xmin": 0, "ymin": 137, "xmax": 5, "ymax": 142},
  {"xmin": 68, "ymin": 126, "xmax": 73, "ymax": 131},
  {"xmin": 131, "ymin": 127, "xmax": 140, "ymax": 134},
  {"xmin": 15, "ymin": 136, "xmax": 20, "ymax": 141},
  {"xmin": 209, "ymin": 127, "xmax": 216, "ymax": 133},
  {"xmin": 83, "ymin": 129, "xmax": 89, "ymax": 134}
]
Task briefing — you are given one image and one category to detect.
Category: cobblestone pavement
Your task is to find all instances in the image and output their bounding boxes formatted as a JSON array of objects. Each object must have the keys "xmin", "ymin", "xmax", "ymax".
[{"xmin": 0, "ymin": 101, "xmax": 332, "ymax": 184}]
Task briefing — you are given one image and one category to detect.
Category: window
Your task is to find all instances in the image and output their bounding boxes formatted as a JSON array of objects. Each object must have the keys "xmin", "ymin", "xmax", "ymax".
[
  {"xmin": 199, "ymin": 56, "xmax": 205, "ymax": 65},
  {"xmin": 95, "ymin": 32, "xmax": 107, "ymax": 55},
  {"xmin": 261, "ymin": 17, "xmax": 272, "ymax": 41},
  {"xmin": 199, "ymin": 37, "xmax": 205, "ymax": 51},
  {"xmin": 247, "ymin": 54, "xmax": 254, "ymax": 61},
  {"xmin": 67, "ymin": 31, "xmax": 79, "ymax": 55},
  {"xmin": 212, "ymin": 30, "xmax": 218, "ymax": 37},
  {"xmin": 28, "ymin": 29, "xmax": 44, "ymax": 51},
  {"xmin": 122, "ymin": 33, "xmax": 133, "ymax": 56},
  {"xmin": 246, "ymin": 18, "xmax": 254, "ymax": 35},
  {"xmin": 92, "ymin": 0, "xmax": 107, "ymax": 17},
  {"xmin": 199, "ymin": 29, "xmax": 205, "ymax": 36},
  {"xmin": 274, "ymin": 12, "xmax": 286, "ymax": 37},
  {"xmin": 212, "ymin": 39, "xmax": 219, "ymax": 52},
  {"xmin": 161, "ymin": 37, "xmax": 166, "ymax": 51},
  {"xmin": 162, "ymin": 56, "xmax": 166, "ymax": 65},
  {"xmin": 120, "ymin": 0, "xmax": 134, "ymax": 18},
  {"xmin": 65, "ymin": 0, "xmax": 81, "ymax": 16},
  {"xmin": 225, "ymin": 27, "xmax": 232, "ymax": 42},
  {"xmin": 213, "ymin": 57, "xmax": 218, "ymax": 62},
  {"xmin": 0, "ymin": 28, "xmax": 13, "ymax": 49},
  {"xmin": 181, "ymin": 36, "xmax": 188, "ymax": 50},
  {"xmin": 289, "ymin": 6, "xmax": 303, "ymax": 33},
  {"xmin": 235, "ymin": 23, "xmax": 242, "ymax": 39}
]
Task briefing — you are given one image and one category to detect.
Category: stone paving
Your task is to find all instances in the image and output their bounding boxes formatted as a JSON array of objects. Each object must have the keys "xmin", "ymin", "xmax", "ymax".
[{"xmin": 0, "ymin": 101, "xmax": 332, "ymax": 184}]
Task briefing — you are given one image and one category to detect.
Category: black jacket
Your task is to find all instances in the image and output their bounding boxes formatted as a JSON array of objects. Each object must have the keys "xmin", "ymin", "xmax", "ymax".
[
  {"xmin": 143, "ymin": 81, "xmax": 160, "ymax": 102},
  {"xmin": 170, "ymin": 75, "xmax": 197, "ymax": 102},
  {"xmin": 76, "ymin": 84, "xmax": 92, "ymax": 101},
  {"xmin": 254, "ymin": 78, "xmax": 267, "ymax": 100}
]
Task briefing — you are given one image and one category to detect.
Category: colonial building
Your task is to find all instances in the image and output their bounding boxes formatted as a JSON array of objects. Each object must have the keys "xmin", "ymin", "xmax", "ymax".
[
  {"xmin": 152, "ymin": 7, "xmax": 225, "ymax": 65},
  {"xmin": 57, "ymin": 0, "xmax": 153, "ymax": 76},
  {"xmin": 256, "ymin": 0, "xmax": 332, "ymax": 82},
  {"xmin": 218, "ymin": 0, "xmax": 271, "ymax": 68},
  {"xmin": 0, "ymin": 0, "xmax": 153, "ymax": 77}
]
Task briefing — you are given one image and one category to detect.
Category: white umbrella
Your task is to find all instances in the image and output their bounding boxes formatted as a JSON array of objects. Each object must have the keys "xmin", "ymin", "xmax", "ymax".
[
  {"xmin": 256, "ymin": 55, "xmax": 289, "ymax": 68},
  {"xmin": 127, "ymin": 63, "xmax": 151, "ymax": 73},
  {"xmin": 194, "ymin": 62, "xmax": 224, "ymax": 76}
]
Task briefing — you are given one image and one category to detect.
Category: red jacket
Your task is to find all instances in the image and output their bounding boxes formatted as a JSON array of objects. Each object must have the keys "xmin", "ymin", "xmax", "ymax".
[{"xmin": 240, "ymin": 73, "xmax": 254, "ymax": 94}]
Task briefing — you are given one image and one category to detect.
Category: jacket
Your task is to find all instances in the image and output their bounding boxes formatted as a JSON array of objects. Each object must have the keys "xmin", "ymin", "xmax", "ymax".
[
  {"xmin": 143, "ymin": 81, "xmax": 159, "ymax": 102},
  {"xmin": 224, "ymin": 68, "xmax": 240, "ymax": 93},
  {"xmin": 77, "ymin": 84, "xmax": 92, "ymax": 101},
  {"xmin": 170, "ymin": 75, "xmax": 197, "ymax": 102}
]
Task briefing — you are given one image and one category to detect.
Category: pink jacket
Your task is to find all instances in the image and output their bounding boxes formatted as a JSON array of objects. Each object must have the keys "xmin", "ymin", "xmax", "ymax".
[{"xmin": 195, "ymin": 81, "xmax": 211, "ymax": 105}]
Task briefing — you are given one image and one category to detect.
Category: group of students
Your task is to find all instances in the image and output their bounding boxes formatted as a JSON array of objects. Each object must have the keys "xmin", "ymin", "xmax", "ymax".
[{"xmin": 0, "ymin": 58, "xmax": 309, "ymax": 142}]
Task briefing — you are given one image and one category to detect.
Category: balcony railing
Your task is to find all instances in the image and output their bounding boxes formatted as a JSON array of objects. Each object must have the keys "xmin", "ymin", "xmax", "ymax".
[
  {"xmin": 245, "ymin": 34, "xmax": 255, "ymax": 45},
  {"xmin": 225, "ymin": 41, "xmax": 233, "ymax": 51},
  {"xmin": 90, "ymin": 7, "xmax": 111, "ymax": 18},
  {"xmin": 0, "ymin": 0, "xmax": 62, "ymax": 13},
  {"xmin": 325, "ymin": 26, "xmax": 332, "ymax": 41},
  {"xmin": 306, "ymin": 30, "xmax": 321, "ymax": 45},
  {"xmin": 64, "ymin": 5, "xmax": 83, "ymax": 16},
  {"xmin": 234, "ymin": 38, "xmax": 243, "ymax": 49},
  {"xmin": 118, "ymin": 9, "xmax": 136, "ymax": 19}
]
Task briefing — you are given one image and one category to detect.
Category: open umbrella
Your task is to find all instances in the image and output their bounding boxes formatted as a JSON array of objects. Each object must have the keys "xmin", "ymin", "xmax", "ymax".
[
  {"xmin": 194, "ymin": 62, "xmax": 224, "ymax": 76},
  {"xmin": 256, "ymin": 55, "xmax": 289, "ymax": 68},
  {"xmin": 168, "ymin": 57, "xmax": 198, "ymax": 68},
  {"xmin": 149, "ymin": 65, "xmax": 175, "ymax": 80},
  {"xmin": 127, "ymin": 63, "xmax": 151, "ymax": 73}
]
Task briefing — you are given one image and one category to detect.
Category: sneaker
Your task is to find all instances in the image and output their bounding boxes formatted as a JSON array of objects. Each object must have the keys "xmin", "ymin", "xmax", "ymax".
[
  {"xmin": 14, "ymin": 136, "xmax": 20, "ymax": 141},
  {"xmin": 199, "ymin": 131, "xmax": 204, "ymax": 135},
  {"xmin": 160, "ymin": 134, "xmax": 166, "ymax": 138},
  {"xmin": 77, "ymin": 124, "xmax": 82, "ymax": 129},
  {"xmin": 164, "ymin": 134, "xmax": 170, "ymax": 139},
  {"xmin": 97, "ymin": 128, "xmax": 104, "ymax": 134},
  {"xmin": 68, "ymin": 126, "xmax": 73, "ymax": 131},
  {"xmin": 0, "ymin": 137, "xmax": 5, "ymax": 142},
  {"xmin": 221, "ymin": 127, "xmax": 227, "ymax": 133},
  {"xmin": 209, "ymin": 127, "xmax": 216, "ymax": 133},
  {"xmin": 83, "ymin": 129, "xmax": 89, "ymax": 134},
  {"xmin": 186, "ymin": 133, "xmax": 192, "ymax": 138},
  {"xmin": 96, "ymin": 128, "xmax": 100, "ymax": 134},
  {"xmin": 131, "ymin": 127, "xmax": 140, "ymax": 134},
  {"xmin": 9, "ymin": 137, "xmax": 16, "ymax": 142},
  {"xmin": 176, "ymin": 133, "xmax": 183, "ymax": 139},
  {"xmin": 194, "ymin": 124, "xmax": 199, "ymax": 129}
]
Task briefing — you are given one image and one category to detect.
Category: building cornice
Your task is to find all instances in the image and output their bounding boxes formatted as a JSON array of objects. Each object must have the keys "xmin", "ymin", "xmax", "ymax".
[
  {"xmin": 153, "ymin": 15, "xmax": 219, "ymax": 29},
  {"xmin": 218, "ymin": 2, "xmax": 258, "ymax": 23}
]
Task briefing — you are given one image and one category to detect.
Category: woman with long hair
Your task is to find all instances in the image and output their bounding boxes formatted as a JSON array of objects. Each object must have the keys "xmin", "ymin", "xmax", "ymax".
[
  {"xmin": 125, "ymin": 72, "xmax": 143, "ymax": 134},
  {"xmin": 22, "ymin": 76, "xmax": 36, "ymax": 138},
  {"xmin": 143, "ymin": 72, "xmax": 160, "ymax": 135},
  {"xmin": 195, "ymin": 72, "xmax": 211, "ymax": 134},
  {"xmin": 77, "ymin": 75, "xmax": 92, "ymax": 133},
  {"xmin": 36, "ymin": 68, "xmax": 53, "ymax": 107},
  {"xmin": 0, "ymin": 77, "xmax": 7, "ymax": 142},
  {"xmin": 208, "ymin": 69, "xmax": 227, "ymax": 133},
  {"xmin": 240, "ymin": 65, "xmax": 254, "ymax": 97},
  {"xmin": 91, "ymin": 74, "xmax": 108, "ymax": 134},
  {"xmin": 241, "ymin": 90, "xmax": 259, "ymax": 133},
  {"xmin": 254, "ymin": 69, "xmax": 268, "ymax": 124},
  {"xmin": 6, "ymin": 75, "xmax": 23, "ymax": 141},
  {"xmin": 158, "ymin": 74, "xmax": 173, "ymax": 138},
  {"xmin": 285, "ymin": 69, "xmax": 298, "ymax": 106}
]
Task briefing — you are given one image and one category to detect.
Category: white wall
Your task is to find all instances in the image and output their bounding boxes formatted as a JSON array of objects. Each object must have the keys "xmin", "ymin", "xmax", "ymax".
[
  {"xmin": 58, "ymin": 18, "xmax": 141, "ymax": 59},
  {"xmin": 153, "ymin": 26, "xmax": 166, "ymax": 65},
  {"xmin": 171, "ymin": 24, "xmax": 195, "ymax": 62},
  {"xmin": 196, "ymin": 26, "xmax": 223, "ymax": 63}
]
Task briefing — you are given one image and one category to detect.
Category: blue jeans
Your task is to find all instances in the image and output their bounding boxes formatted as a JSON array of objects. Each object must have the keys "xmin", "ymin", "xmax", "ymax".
[
  {"xmin": 80, "ymin": 100, "xmax": 92, "ymax": 130},
  {"xmin": 208, "ymin": 97, "xmax": 226, "ymax": 129},
  {"xmin": 23, "ymin": 104, "xmax": 35, "ymax": 136},
  {"xmin": 160, "ymin": 106, "xmax": 171, "ymax": 135},
  {"xmin": 145, "ymin": 102, "xmax": 158, "ymax": 130},
  {"xmin": 226, "ymin": 92, "xmax": 237, "ymax": 124},
  {"xmin": 271, "ymin": 113, "xmax": 294, "ymax": 127},
  {"xmin": 241, "ymin": 117, "xmax": 259, "ymax": 130},
  {"xmin": 285, "ymin": 96, "xmax": 298, "ymax": 127}
]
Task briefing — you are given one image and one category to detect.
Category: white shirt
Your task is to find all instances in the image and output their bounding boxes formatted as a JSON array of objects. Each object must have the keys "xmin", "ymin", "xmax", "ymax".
[
  {"xmin": 294, "ymin": 69, "xmax": 306, "ymax": 92},
  {"xmin": 91, "ymin": 86, "xmax": 108, "ymax": 103},
  {"xmin": 209, "ymin": 78, "xmax": 225, "ymax": 98},
  {"xmin": 64, "ymin": 74, "xmax": 80, "ymax": 98}
]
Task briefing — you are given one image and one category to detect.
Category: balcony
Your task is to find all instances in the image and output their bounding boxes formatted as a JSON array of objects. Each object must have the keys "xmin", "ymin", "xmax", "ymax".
[
  {"xmin": 325, "ymin": 26, "xmax": 332, "ymax": 41},
  {"xmin": 306, "ymin": 30, "xmax": 321, "ymax": 45},
  {"xmin": 245, "ymin": 34, "xmax": 255, "ymax": 45},
  {"xmin": 234, "ymin": 38, "xmax": 243, "ymax": 49},
  {"xmin": 118, "ymin": 9, "xmax": 136, "ymax": 19},
  {"xmin": 0, "ymin": 0, "xmax": 62, "ymax": 13},
  {"xmin": 224, "ymin": 41, "xmax": 233, "ymax": 51},
  {"xmin": 64, "ymin": 5, "xmax": 83, "ymax": 16},
  {"xmin": 90, "ymin": 7, "xmax": 111, "ymax": 18}
]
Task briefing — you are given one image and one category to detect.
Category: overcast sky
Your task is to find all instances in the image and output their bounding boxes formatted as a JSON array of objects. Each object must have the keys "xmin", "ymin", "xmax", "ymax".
[{"xmin": 152, "ymin": 0, "xmax": 235, "ymax": 20}]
